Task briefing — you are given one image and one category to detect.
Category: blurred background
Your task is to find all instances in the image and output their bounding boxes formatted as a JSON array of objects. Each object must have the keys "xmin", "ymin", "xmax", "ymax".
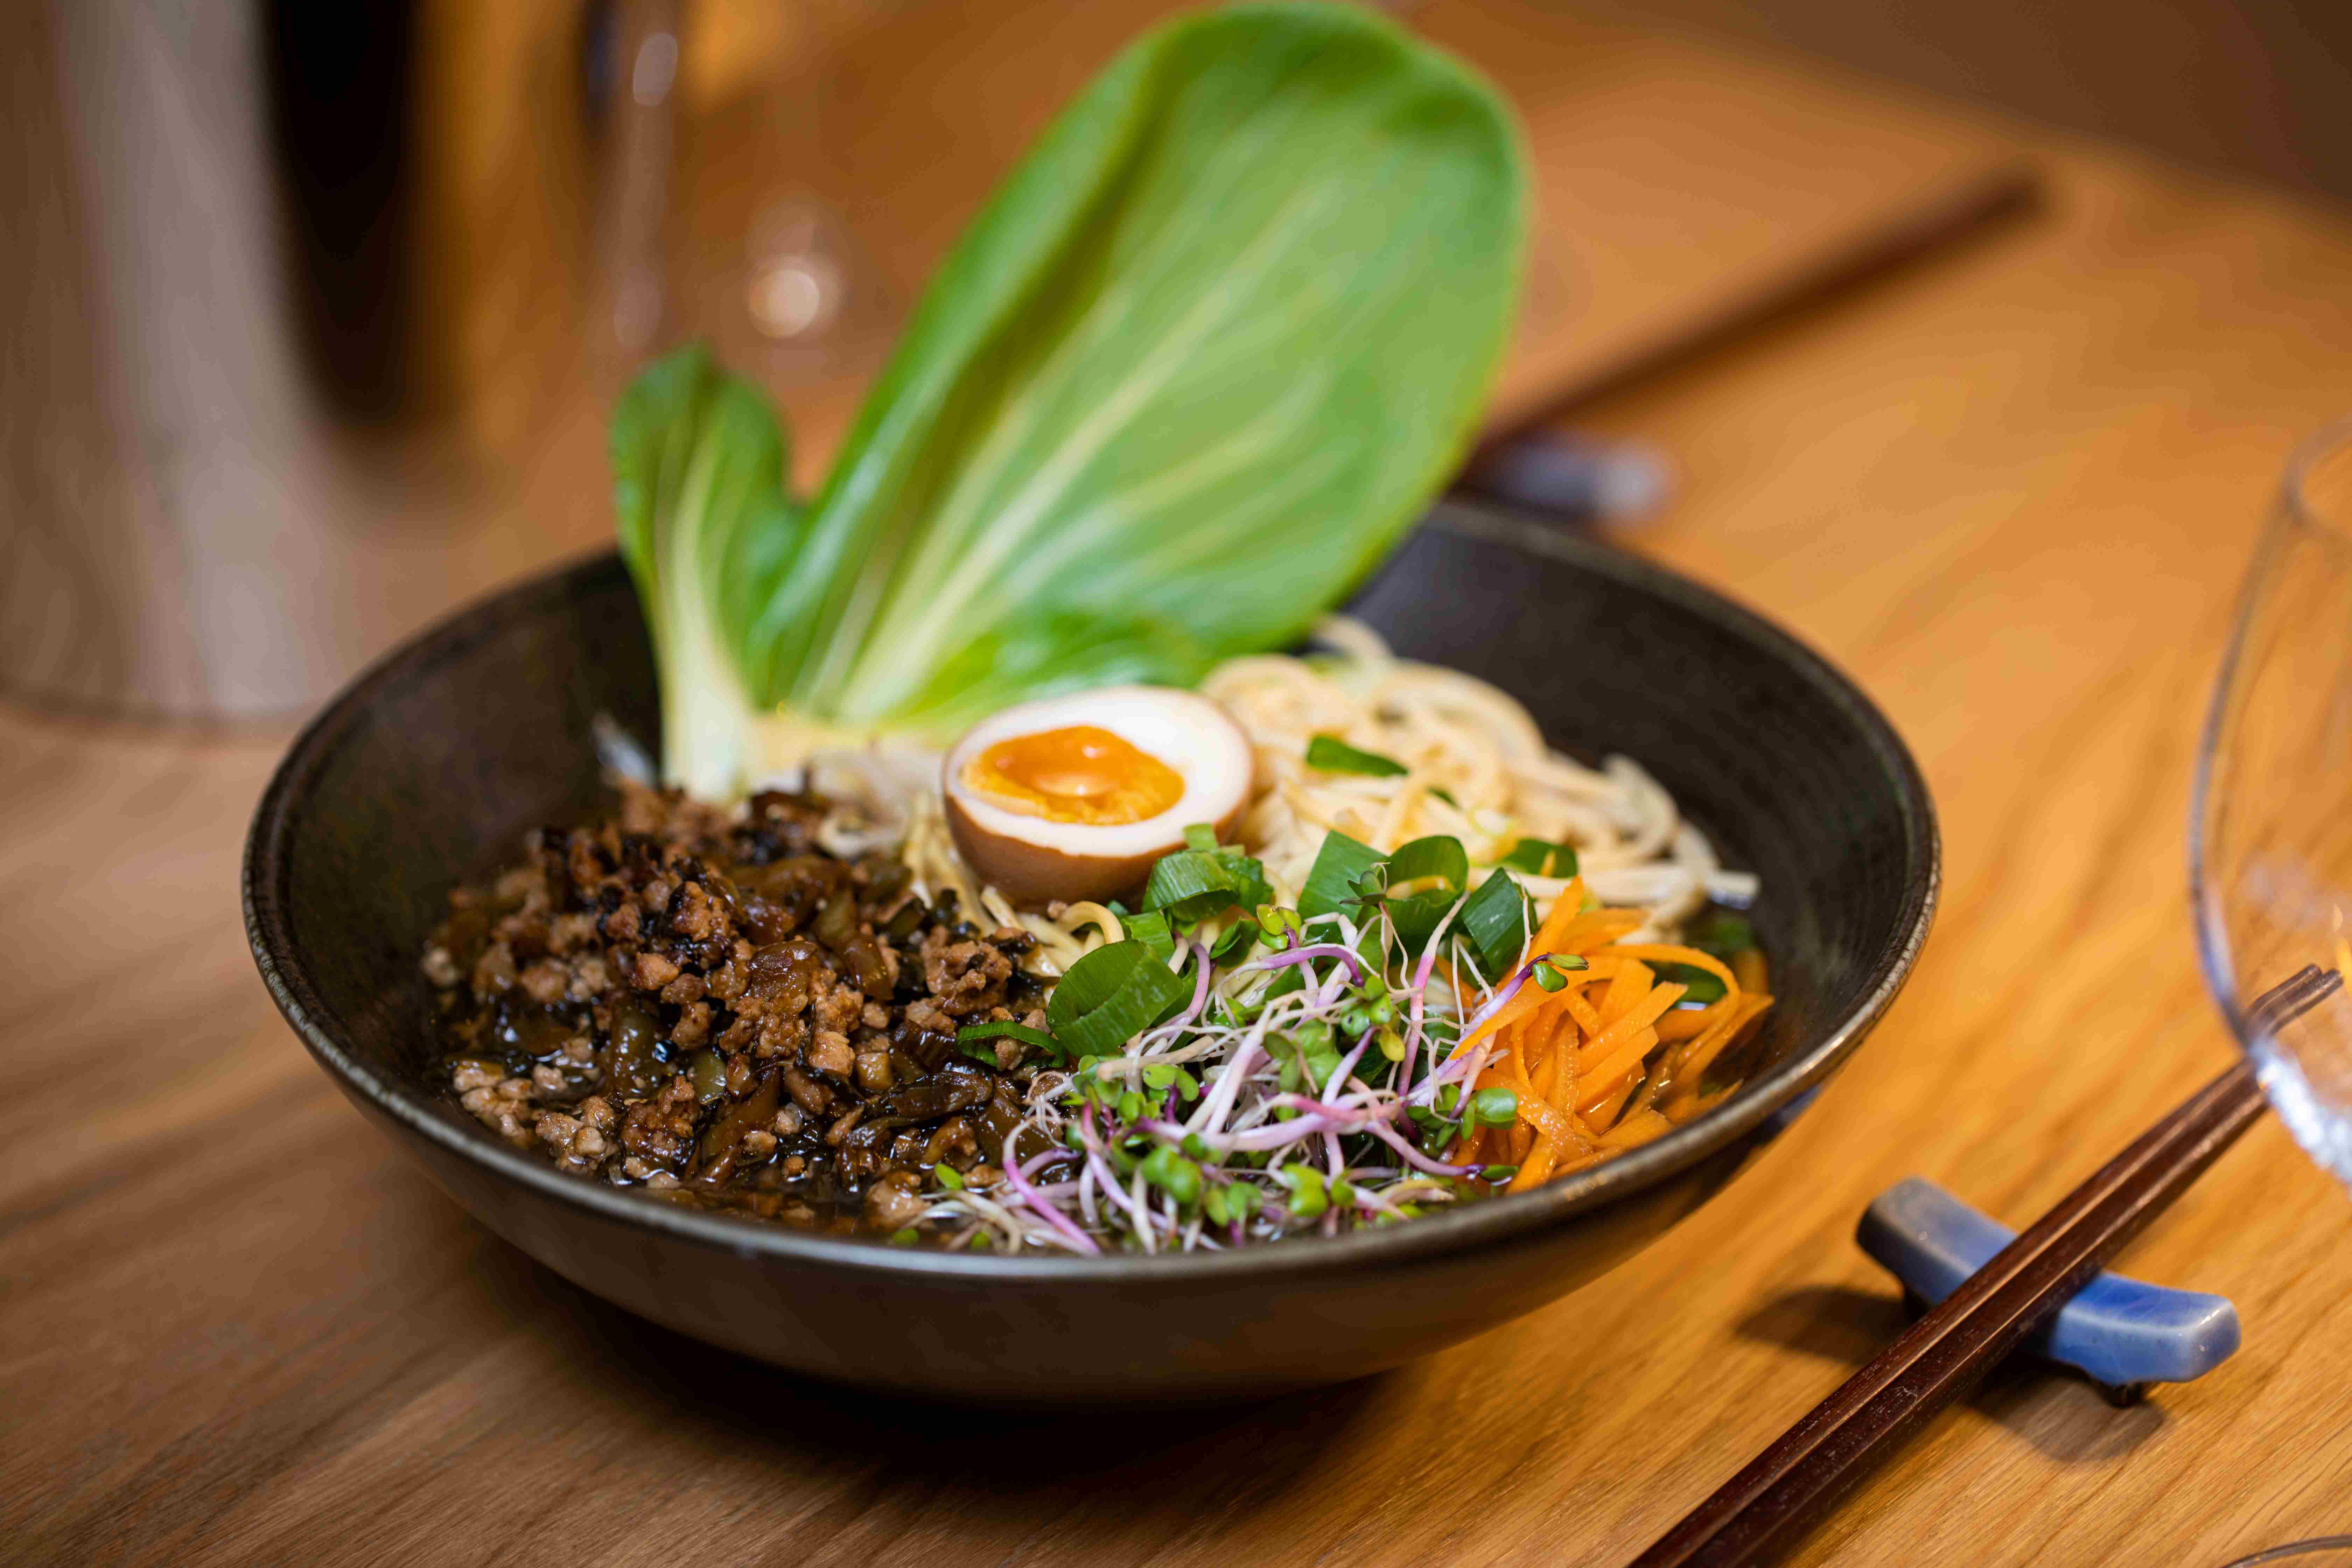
[{"xmin": 5, "ymin": 0, "xmax": 2349, "ymax": 719}]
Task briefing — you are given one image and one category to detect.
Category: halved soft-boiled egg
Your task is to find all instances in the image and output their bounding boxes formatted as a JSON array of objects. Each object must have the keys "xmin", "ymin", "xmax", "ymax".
[{"xmin": 943, "ymin": 687, "xmax": 1255, "ymax": 906}]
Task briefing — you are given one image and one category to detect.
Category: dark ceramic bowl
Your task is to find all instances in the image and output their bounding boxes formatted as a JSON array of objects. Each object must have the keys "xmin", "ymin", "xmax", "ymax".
[{"xmin": 244, "ymin": 502, "xmax": 1937, "ymax": 1404}]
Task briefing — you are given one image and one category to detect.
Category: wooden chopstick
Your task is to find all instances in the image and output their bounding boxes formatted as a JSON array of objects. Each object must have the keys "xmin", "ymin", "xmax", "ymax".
[
  {"xmin": 1631, "ymin": 964, "xmax": 2341, "ymax": 1568},
  {"xmin": 1468, "ymin": 160, "xmax": 2042, "ymax": 455}
]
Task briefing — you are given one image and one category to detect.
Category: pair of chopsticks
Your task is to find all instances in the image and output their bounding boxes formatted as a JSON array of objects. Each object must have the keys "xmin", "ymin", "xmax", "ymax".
[{"xmin": 1631, "ymin": 965, "xmax": 2341, "ymax": 1567}]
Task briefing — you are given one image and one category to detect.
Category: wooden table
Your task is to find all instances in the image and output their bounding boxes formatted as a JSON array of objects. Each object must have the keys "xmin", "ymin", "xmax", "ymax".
[{"xmin": 9, "ymin": 9, "xmax": 2352, "ymax": 1565}]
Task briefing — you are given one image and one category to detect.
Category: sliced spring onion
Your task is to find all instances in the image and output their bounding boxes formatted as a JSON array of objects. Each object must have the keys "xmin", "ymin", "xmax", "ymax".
[
  {"xmin": 1139, "ymin": 849, "xmax": 1271, "ymax": 926},
  {"xmin": 1045, "ymin": 940, "xmax": 1194, "ymax": 1055},
  {"xmin": 1500, "ymin": 836, "xmax": 1579, "ymax": 878},
  {"xmin": 1298, "ymin": 830, "xmax": 1386, "ymax": 920},
  {"xmin": 957, "ymin": 1020, "xmax": 1060, "ymax": 1060},
  {"xmin": 1653, "ymin": 962, "xmax": 1729, "ymax": 1006},
  {"xmin": 1454, "ymin": 868, "xmax": 1532, "ymax": 979},
  {"xmin": 1305, "ymin": 734, "xmax": 1408, "ymax": 777},
  {"xmin": 1209, "ymin": 917, "xmax": 1262, "ymax": 964},
  {"xmin": 1122, "ymin": 908, "xmax": 1178, "ymax": 961},
  {"xmin": 1380, "ymin": 835, "xmax": 1470, "ymax": 949},
  {"xmin": 1687, "ymin": 909, "xmax": 1756, "ymax": 957}
]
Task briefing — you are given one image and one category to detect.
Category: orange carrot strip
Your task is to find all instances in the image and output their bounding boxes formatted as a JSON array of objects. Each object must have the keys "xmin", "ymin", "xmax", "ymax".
[
  {"xmin": 1606, "ymin": 944, "xmax": 1741, "ymax": 996},
  {"xmin": 1524, "ymin": 876, "xmax": 1591, "ymax": 957},
  {"xmin": 1676, "ymin": 994, "xmax": 1772, "ymax": 1085},
  {"xmin": 1579, "ymin": 1066, "xmax": 1638, "ymax": 1129},
  {"xmin": 1536, "ymin": 1021, "xmax": 1566, "ymax": 1104},
  {"xmin": 1547, "ymin": 1011, "xmax": 1581, "ymax": 1108},
  {"xmin": 1510, "ymin": 1029, "xmax": 1575, "ymax": 1194},
  {"xmin": 1504, "ymin": 1039, "xmax": 1577, "ymax": 1148},
  {"xmin": 1451, "ymin": 978, "xmax": 1552, "ymax": 1058},
  {"xmin": 1598, "ymin": 959, "xmax": 1656, "ymax": 1027},
  {"xmin": 1597, "ymin": 1107, "xmax": 1673, "ymax": 1149},
  {"xmin": 1583, "ymin": 980, "xmax": 1686, "ymax": 1068},
  {"xmin": 1732, "ymin": 949, "xmax": 1768, "ymax": 993},
  {"xmin": 1622, "ymin": 1063, "xmax": 1666, "ymax": 1122},
  {"xmin": 1583, "ymin": 1024, "xmax": 1662, "ymax": 1104},
  {"xmin": 1561, "ymin": 987, "xmax": 1608, "ymax": 1038},
  {"xmin": 1441, "ymin": 882, "xmax": 1611, "ymax": 1067},
  {"xmin": 1654, "ymin": 1005, "xmax": 1713, "ymax": 1043},
  {"xmin": 1545, "ymin": 911, "xmax": 1647, "ymax": 957},
  {"xmin": 1508, "ymin": 1140, "xmax": 1560, "ymax": 1191}
]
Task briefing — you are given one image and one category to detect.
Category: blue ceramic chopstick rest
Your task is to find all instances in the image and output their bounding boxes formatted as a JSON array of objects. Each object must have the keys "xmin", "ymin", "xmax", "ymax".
[{"xmin": 1857, "ymin": 1177, "xmax": 2240, "ymax": 1400}]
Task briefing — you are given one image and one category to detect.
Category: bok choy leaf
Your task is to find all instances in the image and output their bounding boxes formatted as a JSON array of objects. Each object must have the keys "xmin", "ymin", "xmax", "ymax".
[
  {"xmin": 616, "ymin": 2, "xmax": 1526, "ymax": 793},
  {"xmin": 609, "ymin": 349, "xmax": 804, "ymax": 798}
]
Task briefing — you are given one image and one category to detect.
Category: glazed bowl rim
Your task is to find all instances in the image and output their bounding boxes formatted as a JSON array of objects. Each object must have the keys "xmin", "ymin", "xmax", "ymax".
[{"xmin": 243, "ymin": 502, "xmax": 1939, "ymax": 1283}]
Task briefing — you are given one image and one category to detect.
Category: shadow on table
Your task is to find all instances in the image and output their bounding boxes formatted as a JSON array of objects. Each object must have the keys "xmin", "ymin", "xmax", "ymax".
[
  {"xmin": 1734, "ymin": 1284, "xmax": 2168, "ymax": 1463},
  {"xmin": 462, "ymin": 1214, "xmax": 1389, "ymax": 1527}
]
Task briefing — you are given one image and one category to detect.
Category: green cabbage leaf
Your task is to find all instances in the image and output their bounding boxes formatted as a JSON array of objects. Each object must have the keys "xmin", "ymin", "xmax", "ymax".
[{"xmin": 613, "ymin": 2, "xmax": 1527, "ymax": 793}]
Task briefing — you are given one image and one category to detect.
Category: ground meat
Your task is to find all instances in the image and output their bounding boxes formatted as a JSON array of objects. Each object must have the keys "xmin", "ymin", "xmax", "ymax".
[
  {"xmin": 918, "ymin": 925, "xmax": 1020, "ymax": 1017},
  {"xmin": 424, "ymin": 782, "xmax": 1048, "ymax": 1239},
  {"xmin": 534, "ymin": 1097, "xmax": 615, "ymax": 1175},
  {"xmin": 864, "ymin": 1171, "xmax": 927, "ymax": 1232},
  {"xmin": 458, "ymin": 1074, "xmax": 536, "ymax": 1149},
  {"xmin": 617, "ymin": 1074, "xmax": 700, "ymax": 1170}
]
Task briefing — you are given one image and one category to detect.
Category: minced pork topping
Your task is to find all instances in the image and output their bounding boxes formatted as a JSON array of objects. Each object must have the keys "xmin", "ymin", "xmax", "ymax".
[{"xmin": 424, "ymin": 784, "xmax": 1051, "ymax": 1237}]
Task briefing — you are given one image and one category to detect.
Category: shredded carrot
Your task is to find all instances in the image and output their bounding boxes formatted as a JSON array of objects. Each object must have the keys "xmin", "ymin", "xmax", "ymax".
[
  {"xmin": 1597, "ymin": 1107, "xmax": 1672, "ymax": 1149},
  {"xmin": 1508, "ymin": 1142, "xmax": 1558, "ymax": 1191},
  {"xmin": 1622, "ymin": 1063, "xmax": 1666, "ymax": 1122},
  {"xmin": 1544, "ymin": 911, "xmax": 1647, "ymax": 957},
  {"xmin": 1605, "ymin": 944, "xmax": 1742, "ymax": 995},
  {"xmin": 1583, "ymin": 980, "xmax": 1684, "ymax": 1065},
  {"xmin": 1504, "ymin": 1034, "xmax": 1577, "ymax": 1148},
  {"xmin": 1654, "ymin": 1005, "xmax": 1713, "ymax": 1043},
  {"xmin": 1508, "ymin": 1015, "xmax": 1586, "ymax": 1193},
  {"xmin": 1453, "ymin": 975, "xmax": 1551, "ymax": 1057},
  {"xmin": 1445, "ymin": 888, "xmax": 1777, "ymax": 1193},
  {"xmin": 1546, "ymin": 1011, "xmax": 1581, "ymax": 1109},
  {"xmin": 1666, "ymin": 993, "xmax": 1773, "ymax": 1106},
  {"xmin": 1561, "ymin": 987, "xmax": 1607, "ymax": 1037},
  {"xmin": 1582, "ymin": 1024, "xmax": 1662, "ymax": 1102},
  {"xmin": 1525, "ymin": 877, "xmax": 1592, "ymax": 954},
  {"xmin": 1579, "ymin": 1067, "xmax": 1638, "ymax": 1126},
  {"xmin": 1597, "ymin": 959, "xmax": 1655, "ymax": 1027},
  {"xmin": 1535, "ymin": 1021, "xmax": 1567, "ymax": 1104}
]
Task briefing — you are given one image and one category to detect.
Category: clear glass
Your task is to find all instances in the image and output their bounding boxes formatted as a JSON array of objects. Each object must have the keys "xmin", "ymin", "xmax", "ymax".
[
  {"xmin": 2193, "ymin": 418, "xmax": 2352, "ymax": 1187},
  {"xmin": 664, "ymin": 0, "xmax": 904, "ymax": 391}
]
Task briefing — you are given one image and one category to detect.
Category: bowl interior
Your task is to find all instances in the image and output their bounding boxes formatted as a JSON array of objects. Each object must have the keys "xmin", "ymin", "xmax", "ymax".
[{"xmin": 248, "ymin": 504, "xmax": 1934, "ymax": 1259}]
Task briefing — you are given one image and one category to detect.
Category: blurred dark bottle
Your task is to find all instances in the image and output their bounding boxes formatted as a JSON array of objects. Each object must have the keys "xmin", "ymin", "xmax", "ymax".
[
  {"xmin": 264, "ymin": 1, "xmax": 424, "ymax": 425},
  {"xmin": 1, "ymin": 0, "xmax": 666, "ymax": 717}
]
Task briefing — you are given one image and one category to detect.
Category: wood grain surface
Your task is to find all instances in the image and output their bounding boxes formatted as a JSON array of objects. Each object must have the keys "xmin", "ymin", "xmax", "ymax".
[{"xmin": 9, "ymin": 9, "xmax": 2352, "ymax": 1567}]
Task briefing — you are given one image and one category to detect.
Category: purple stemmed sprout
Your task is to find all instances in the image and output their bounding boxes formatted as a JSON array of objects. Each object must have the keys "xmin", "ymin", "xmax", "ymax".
[{"xmin": 946, "ymin": 887, "xmax": 1552, "ymax": 1255}]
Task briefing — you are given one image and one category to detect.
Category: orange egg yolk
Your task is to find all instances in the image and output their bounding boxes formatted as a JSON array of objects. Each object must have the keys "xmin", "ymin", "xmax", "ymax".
[{"xmin": 962, "ymin": 726, "xmax": 1184, "ymax": 825}]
